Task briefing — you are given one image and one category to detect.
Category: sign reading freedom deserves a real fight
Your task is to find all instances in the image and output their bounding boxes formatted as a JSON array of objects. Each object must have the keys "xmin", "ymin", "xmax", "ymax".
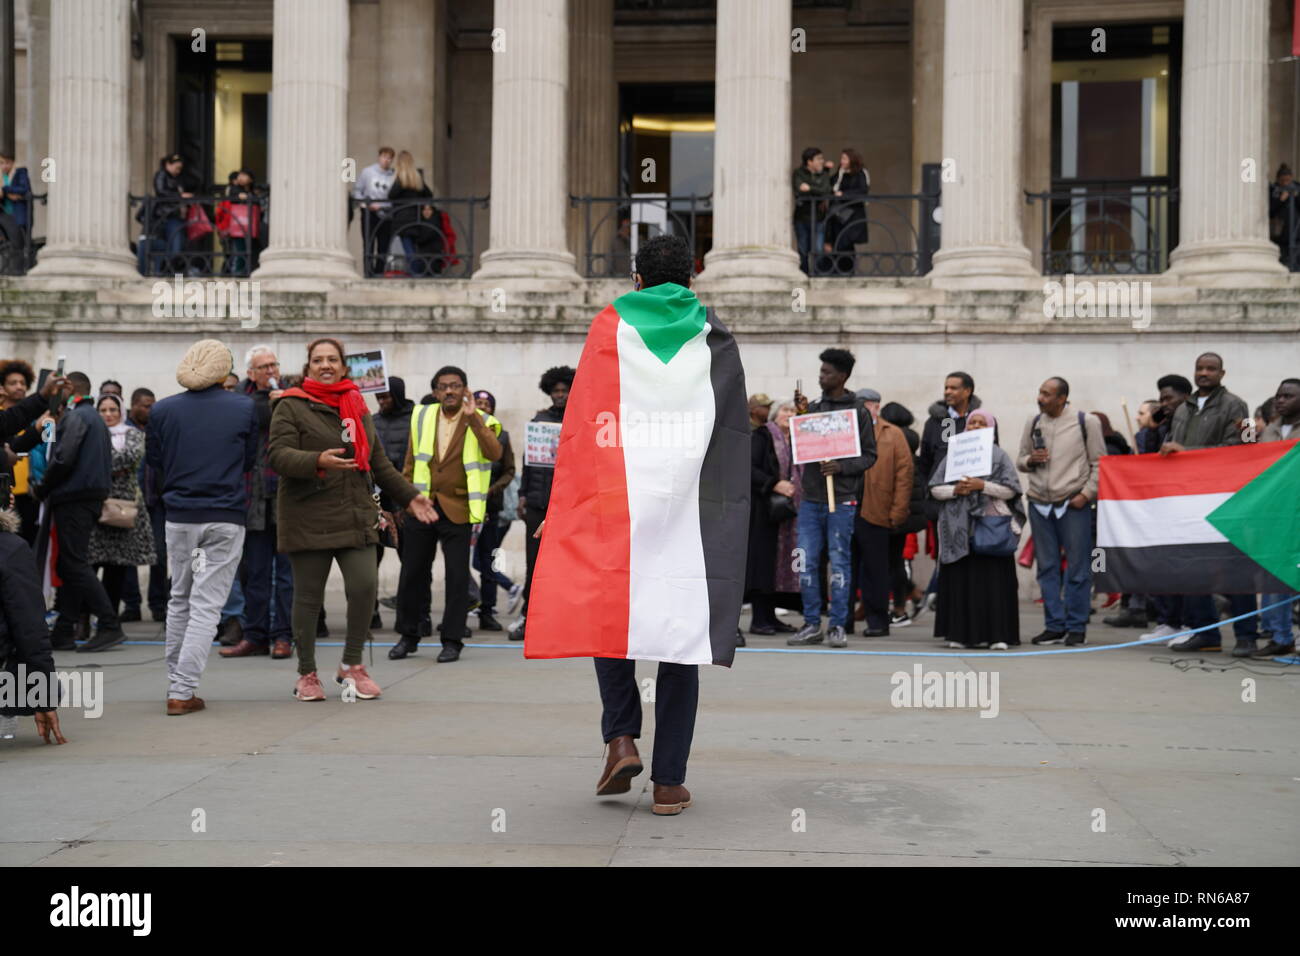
[
  {"xmin": 524, "ymin": 421, "xmax": 562, "ymax": 467},
  {"xmin": 790, "ymin": 408, "xmax": 861, "ymax": 465},
  {"xmin": 944, "ymin": 426, "xmax": 995, "ymax": 482}
]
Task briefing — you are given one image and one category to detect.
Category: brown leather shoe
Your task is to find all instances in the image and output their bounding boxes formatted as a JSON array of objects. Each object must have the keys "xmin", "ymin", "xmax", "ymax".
[
  {"xmin": 652, "ymin": 784, "xmax": 692, "ymax": 815},
  {"xmin": 166, "ymin": 696, "xmax": 206, "ymax": 716},
  {"xmin": 595, "ymin": 735, "xmax": 643, "ymax": 795},
  {"xmin": 219, "ymin": 638, "xmax": 269, "ymax": 658},
  {"xmin": 217, "ymin": 618, "xmax": 243, "ymax": 647},
  {"xmin": 271, "ymin": 639, "xmax": 292, "ymax": 659}
]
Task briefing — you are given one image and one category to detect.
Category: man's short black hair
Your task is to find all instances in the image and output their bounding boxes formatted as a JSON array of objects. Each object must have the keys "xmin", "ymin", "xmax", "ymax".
[
  {"xmin": 634, "ymin": 234, "xmax": 693, "ymax": 289},
  {"xmin": 1195, "ymin": 351, "xmax": 1224, "ymax": 368},
  {"xmin": 946, "ymin": 371, "xmax": 975, "ymax": 393},
  {"xmin": 99, "ymin": 378, "xmax": 122, "ymax": 393},
  {"xmin": 819, "ymin": 348, "xmax": 855, "ymax": 378},
  {"xmin": 0, "ymin": 359, "xmax": 34, "ymax": 387},
  {"xmin": 880, "ymin": 401, "xmax": 914, "ymax": 429},
  {"xmin": 539, "ymin": 365, "xmax": 575, "ymax": 395},
  {"xmin": 1047, "ymin": 376, "xmax": 1070, "ymax": 397},
  {"xmin": 1278, "ymin": 377, "xmax": 1300, "ymax": 391},
  {"xmin": 801, "ymin": 146, "xmax": 823, "ymax": 165},
  {"xmin": 130, "ymin": 387, "xmax": 155, "ymax": 404},
  {"xmin": 1256, "ymin": 398, "xmax": 1276, "ymax": 422},
  {"xmin": 432, "ymin": 366, "xmax": 466, "ymax": 388},
  {"xmin": 1157, "ymin": 373, "xmax": 1193, "ymax": 396},
  {"xmin": 67, "ymin": 371, "xmax": 92, "ymax": 394}
]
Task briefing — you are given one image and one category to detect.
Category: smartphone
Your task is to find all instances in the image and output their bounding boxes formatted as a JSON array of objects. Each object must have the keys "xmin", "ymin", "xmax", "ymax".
[
  {"xmin": 1032, "ymin": 428, "xmax": 1045, "ymax": 450},
  {"xmin": 36, "ymin": 368, "xmax": 52, "ymax": 394},
  {"xmin": 56, "ymin": 355, "xmax": 66, "ymax": 376},
  {"xmin": 341, "ymin": 443, "xmax": 355, "ymax": 460}
]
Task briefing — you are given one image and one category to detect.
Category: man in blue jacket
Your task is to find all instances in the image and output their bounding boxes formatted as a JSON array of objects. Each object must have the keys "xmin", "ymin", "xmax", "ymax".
[
  {"xmin": 33, "ymin": 372, "xmax": 122, "ymax": 653},
  {"xmin": 147, "ymin": 340, "xmax": 257, "ymax": 715}
]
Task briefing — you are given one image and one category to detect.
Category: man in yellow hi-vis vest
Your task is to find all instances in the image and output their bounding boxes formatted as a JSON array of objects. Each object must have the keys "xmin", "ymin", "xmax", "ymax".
[{"xmin": 390, "ymin": 365, "xmax": 502, "ymax": 663}]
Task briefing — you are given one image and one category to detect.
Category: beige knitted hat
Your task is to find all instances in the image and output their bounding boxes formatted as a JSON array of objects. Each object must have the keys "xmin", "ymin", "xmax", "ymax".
[{"xmin": 176, "ymin": 339, "xmax": 234, "ymax": 391}]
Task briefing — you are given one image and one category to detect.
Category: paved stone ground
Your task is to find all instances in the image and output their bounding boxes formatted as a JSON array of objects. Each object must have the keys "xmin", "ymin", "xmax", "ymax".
[{"xmin": 2, "ymin": 598, "xmax": 1297, "ymax": 867}]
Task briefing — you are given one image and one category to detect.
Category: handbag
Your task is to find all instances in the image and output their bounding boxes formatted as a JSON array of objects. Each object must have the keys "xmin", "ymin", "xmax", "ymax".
[
  {"xmin": 767, "ymin": 489, "xmax": 797, "ymax": 524},
  {"xmin": 184, "ymin": 203, "xmax": 213, "ymax": 242},
  {"xmin": 99, "ymin": 497, "xmax": 138, "ymax": 529},
  {"xmin": 971, "ymin": 514, "xmax": 1018, "ymax": 557}
]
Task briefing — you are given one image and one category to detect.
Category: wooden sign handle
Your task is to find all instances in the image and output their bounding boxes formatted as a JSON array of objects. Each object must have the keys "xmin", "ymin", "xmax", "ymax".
[{"xmin": 825, "ymin": 468, "xmax": 835, "ymax": 513}]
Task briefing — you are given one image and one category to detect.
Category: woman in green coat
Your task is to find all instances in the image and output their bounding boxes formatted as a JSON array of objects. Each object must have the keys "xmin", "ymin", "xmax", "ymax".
[{"xmin": 269, "ymin": 337, "xmax": 435, "ymax": 701}]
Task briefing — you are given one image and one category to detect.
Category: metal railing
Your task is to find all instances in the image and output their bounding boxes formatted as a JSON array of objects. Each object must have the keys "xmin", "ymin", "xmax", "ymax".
[
  {"xmin": 1025, "ymin": 179, "xmax": 1176, "ymax": 275},
  {"xmin": 570, "ymin": 193, "xmax": 709, "ymax": 278},
  {"xmin": 351, "ymin": 196, "xmax": 486, "ymax": 278},
  {"xmin": 793, "ymin": 192, "xmax": 939, "ymax": 277},
  {"xmin": 1273, "ymin": 189, "xmax": 1300, "ymax": 271},
  {"xmin": 0, "ymin": 191, "xmax": 46, "ymax": 275},
  {"xmin": 130, "ymin": 191, "xmax": 268, "ymax": 277}
]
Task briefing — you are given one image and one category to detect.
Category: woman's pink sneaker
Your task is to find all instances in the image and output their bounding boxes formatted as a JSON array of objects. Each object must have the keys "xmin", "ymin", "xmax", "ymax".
[
  {"xmin": 294, "ymin": 671, "xmax": 326, "ymax": 701},
  {"xmin": 336, "ymin": 663, "xmax": 382, "ymax": 699}
]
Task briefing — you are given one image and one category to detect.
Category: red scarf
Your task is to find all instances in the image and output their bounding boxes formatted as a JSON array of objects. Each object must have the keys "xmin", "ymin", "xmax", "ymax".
[{"xmin": 281, "ymin": 377, "xmax": 371, "ymax": 472}]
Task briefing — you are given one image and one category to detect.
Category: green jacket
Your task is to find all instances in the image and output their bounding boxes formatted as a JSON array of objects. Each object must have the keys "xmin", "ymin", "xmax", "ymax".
[
  {"xmin": 1169, "ymin": 386, "xmax": 1249, "ymax": 449},
  {"xmin": 268, "ymin": 394, "xmax": 419, "ymax": 553},
  {"xmin": 792, "ymin": 165, "xmax": 831, "ymax": 221}
]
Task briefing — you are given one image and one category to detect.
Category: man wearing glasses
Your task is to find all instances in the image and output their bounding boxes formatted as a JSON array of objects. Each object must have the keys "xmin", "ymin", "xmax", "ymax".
[{"xmin": 221, "ymin": 346, "xmax": 295, "ymax": 659}]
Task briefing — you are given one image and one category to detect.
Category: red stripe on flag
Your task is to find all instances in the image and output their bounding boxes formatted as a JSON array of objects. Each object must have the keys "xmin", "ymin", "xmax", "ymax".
[
  {"xmin": 1099, "ymin": 440, "xmax": 1297, "ymax": 501},
  {"xmin": 525, "ymin": 306, "xmax": 632, "ymax": 660},
  {"xmin": 1294, "ymin": 0, "xmax": 1300, "ymax": 57}
]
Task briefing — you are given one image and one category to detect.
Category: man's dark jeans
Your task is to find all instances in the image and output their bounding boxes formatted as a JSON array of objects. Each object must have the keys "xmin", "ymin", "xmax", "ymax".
[
  {"xmin": 51, "ymin": 498, "xmax": 120, "ymax": 637},
  {"xmin": 396, "ymin": 513, "xmax": 471, "ymax": 646},
  {"xmin": 120, "ymin": 502, "xmax": 168, "ymax": 614},
  {"xmin": 594, "ymin": 658, "xmax": 698, "ymax": 786},
  {"xmin": 243, "ymin": 523, "xmax": 293, "ymax": 645},
  {"xmin": 1184, "ymin": 594, "xmax": 1259, "ymax": 641},
  {"xmin": 472, "ymin": 516, "xmax": 515, "ymax": 613}
]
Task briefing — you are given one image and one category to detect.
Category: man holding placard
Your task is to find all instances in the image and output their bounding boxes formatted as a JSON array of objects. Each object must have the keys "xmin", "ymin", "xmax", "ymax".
[
  {"xmin": 787, "ymin": 349, "xmax": 877, "ymax": 649},
  {"xmin": 512, "ymin": 366, "xmax": 574, "ymax": 641}
]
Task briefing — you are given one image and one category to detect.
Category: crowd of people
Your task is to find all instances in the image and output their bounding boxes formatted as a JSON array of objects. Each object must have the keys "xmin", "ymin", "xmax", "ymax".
[
  {"xmin": 741, "ymin": 352, "xmax": 1299, "ymax": 657},
  {"xmin": 1, "ymin": 331, "xmax": 1296, "ymax": 739},
  {"xmin": 352, "ymin": 146, "xmax": 454, "ymax": 276}
]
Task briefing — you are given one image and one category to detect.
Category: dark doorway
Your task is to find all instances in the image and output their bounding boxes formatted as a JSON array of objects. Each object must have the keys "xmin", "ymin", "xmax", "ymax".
[{"xmin": 174, "ymin": 37, "xmax": 272, "ymax": 190}]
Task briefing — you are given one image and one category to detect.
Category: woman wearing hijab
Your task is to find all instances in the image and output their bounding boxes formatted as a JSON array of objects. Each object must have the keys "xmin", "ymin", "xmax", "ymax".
[
  {"xmin": 268, "ymin": 337, "xmax": 436, "ymax": 701},
  {"xmin": 926, "ymin": 409, "xmax": 1024, "ymax": 649},
  {"xmin": 745, "ymin": 400, "xmax": 803, "ymax": 635},
  {"xmin": 88, "ymin": 393, "xmax": 156, "ymax": 616}
]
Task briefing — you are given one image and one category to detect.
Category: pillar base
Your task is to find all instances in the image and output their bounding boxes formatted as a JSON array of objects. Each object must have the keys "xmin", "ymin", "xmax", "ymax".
[
  {"xmin": 28, "ymin": 246, "xmax": 138, "ymax": 280},
  {"xmin": 474, "ymin": 247, "xmax": 580, "ymax": 281},
  {"xmin": 1166, "ymin": 239, "xmax": 1289, "ymax": 287},
  {"xmin": 929, "ymin": 244, "xmax": 1038, "ymax": 289},
  {"xmin": 697, "ymin": 246, "xmax": 803, "ymax": 291},
  {"xmin": 251, "ymin": 247, "xmax": 358, "ymax": 283}
]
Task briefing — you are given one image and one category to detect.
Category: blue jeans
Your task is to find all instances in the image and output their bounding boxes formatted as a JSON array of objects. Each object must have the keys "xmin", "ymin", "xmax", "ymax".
[
  {"xmin": 797, "ymin": 501, "xmax": 856, "ymax": 628},
  {"xmin": 1260, "ymin": 593, "xmax": 1297, "ymax": 645},
  {"xmin": 1183, "ymin": 593, "xmax": 1259, "ymax": 641},
  {"xmin": 1028, "ymin": 504, "xmax": 1093, "ymax": 633},
  {"xmin": 794, "ymin": 220, "xmax": 824, "ymax": 275},
  {"xmin": 1148, "ymin": 593, "xmax": 1183, "ymax": 628},
  {"xmin": 472, "ymin": 518, "xmax": 514, "ymax": 612},
  {"xmin": 221, "ymin": 576, "xmax": 245, "ymax": 622},
  {"xmin": 243, "ymin": 524, "xmax": 293, "ymax": 645}
]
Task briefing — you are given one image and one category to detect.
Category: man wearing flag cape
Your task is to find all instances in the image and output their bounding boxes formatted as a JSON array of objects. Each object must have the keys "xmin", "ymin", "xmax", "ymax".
[{"xmin": 525, "ymin": 235, "xmax": 750, "ymax": 816}]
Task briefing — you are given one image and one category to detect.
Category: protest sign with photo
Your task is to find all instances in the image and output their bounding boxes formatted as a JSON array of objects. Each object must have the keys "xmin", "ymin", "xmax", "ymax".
[
  {"xmin": 790, "ymin": 408, "xmax": 861, "ymax": 465},
  {"xmin": 345, "ymin": 349, "xmax": 389, "ymax": 394}
]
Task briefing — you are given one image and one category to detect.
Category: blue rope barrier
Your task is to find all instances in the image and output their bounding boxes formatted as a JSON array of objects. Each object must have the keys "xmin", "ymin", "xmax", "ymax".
[{"xmin": 116, "ymin": 595, "xmax": 1300, "ymax": 660}]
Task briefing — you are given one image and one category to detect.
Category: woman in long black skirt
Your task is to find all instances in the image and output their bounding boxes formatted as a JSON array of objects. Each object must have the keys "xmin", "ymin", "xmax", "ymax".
[{"xmin": 927, "ymin": 410, "xmax": 1023, "ymax": 649}]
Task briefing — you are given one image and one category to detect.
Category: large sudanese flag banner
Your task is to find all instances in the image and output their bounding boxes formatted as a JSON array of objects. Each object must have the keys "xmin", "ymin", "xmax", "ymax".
[
  {"xmin": 1094, "ymin": 439, "xmax": 1300, "ymax": 594},
  {"xmin": 524, "ymin": 282, "xmax": 750, "ymax": 667}
]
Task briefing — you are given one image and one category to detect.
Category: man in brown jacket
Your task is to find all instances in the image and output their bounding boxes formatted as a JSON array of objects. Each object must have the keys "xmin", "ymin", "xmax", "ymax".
[
  {"xmin": 855, "ymin": 389, "xmax": 913, "ymax": 637},
  {"xmin": 390, "ymin": 365, "xmax": 502, "ymax": 663}
]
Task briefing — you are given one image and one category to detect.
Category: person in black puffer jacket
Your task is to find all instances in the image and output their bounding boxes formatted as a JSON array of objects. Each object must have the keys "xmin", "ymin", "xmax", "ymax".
[
  {"xmin": 0, "ymin": 504, "xmax": 66, "ymax": 742},
  {"xmin": 514, "ymin": 365, "xmax": 575, "ymax": 638}
]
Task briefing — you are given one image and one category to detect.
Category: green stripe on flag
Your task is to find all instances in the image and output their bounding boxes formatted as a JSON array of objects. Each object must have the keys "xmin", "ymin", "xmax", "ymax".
[
  {"xmin": 1206, "ymin": 443, "xmax": 1300, "ymax": 591},
  {"xmin": 612, "ymin": 282, "xmax": 707, "ymax": 364}
]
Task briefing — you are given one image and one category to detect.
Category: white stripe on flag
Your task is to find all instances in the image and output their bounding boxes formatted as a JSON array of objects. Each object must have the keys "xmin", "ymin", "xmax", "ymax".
[
  {"xmin": 617, "ymin": 319, "xmax": 716, "ymax": 664},
  {"xmin": 1096, "ymin": 492, "xmax": 1232, "ymax": 548}
]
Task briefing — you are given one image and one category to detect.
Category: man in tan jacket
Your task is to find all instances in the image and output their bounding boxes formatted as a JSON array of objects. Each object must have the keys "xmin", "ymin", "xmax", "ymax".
[
  {"xmin": 855, "ymin": 389, "xmax": 913, "ymax": 637},
  {"xmin": 391, "ymin": 365, "xmax": 501, "ymax": 663}
]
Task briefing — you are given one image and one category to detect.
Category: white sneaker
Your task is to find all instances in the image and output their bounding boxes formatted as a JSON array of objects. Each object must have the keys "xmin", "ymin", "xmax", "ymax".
[
  {"xmin": 890, "ymin": 612, "xmax": 913, "ymax": 628},
  {"xmin": 990, "ymin": 642, "xmax": 1009, "ymax": 650},
  {"xmin": 1166, "ymin": 629, "xmax": 1195, "ymax": 648},
  {"xmin": 1139, "ymin": 623, "xmax": 1177, "ymax": 641},
  {"xmin": 945, "ymin": 641, "xmax": 965, "ymax": 649}
]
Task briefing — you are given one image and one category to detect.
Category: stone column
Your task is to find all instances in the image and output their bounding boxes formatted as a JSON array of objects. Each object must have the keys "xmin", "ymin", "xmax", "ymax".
[
  {"xmin": 928, "ymin": 0, "xmax": 1035, "ymax": 288},
  {"xmin": 699, "ymin": 0, "xmax": 802, "ymax": 287},
  {"xmin": 29, "ymin": 0, "xmax": 135, "ymax": 278},
  {"xmin": 474, "ymin": 0, "xmax": 578, "ymax": 280},
  {"xmin": 26, "ymin": 0, "xmax": 50, "ymax": 199},
  {"xmin": 254, "ymin": 0, "xmax": 356, "ymax": 281},
  {"xmin": 379, "ymin": 0, "xmax": 435, "ymax": 178},
  {"xmin": 1167, "ymin": 0, "xmax": 1286, "ymax": 284},
  {"xmin": 566, "ymin": 0, "xmax": 617, "ymax": 274}
]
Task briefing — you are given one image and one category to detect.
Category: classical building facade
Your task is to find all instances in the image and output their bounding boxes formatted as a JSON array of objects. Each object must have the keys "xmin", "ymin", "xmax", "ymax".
[{"xmin": 2, "ymin": 0, "xmax": 1298, "ymax": 472}]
